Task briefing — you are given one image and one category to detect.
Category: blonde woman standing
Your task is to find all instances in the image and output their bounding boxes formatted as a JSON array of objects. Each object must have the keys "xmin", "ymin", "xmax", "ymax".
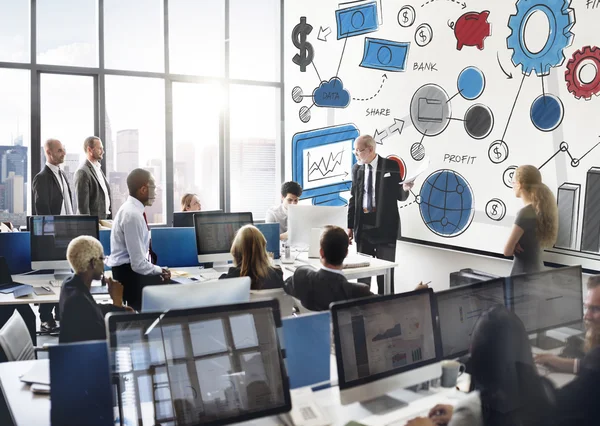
[{"xmin": 503, "ymin": 165, "xmax": 558, "ymax": 275}]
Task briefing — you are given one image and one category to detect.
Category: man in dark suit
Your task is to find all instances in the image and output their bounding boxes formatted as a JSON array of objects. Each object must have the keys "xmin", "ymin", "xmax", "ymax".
[
  {"xmin": 347, "ymin": 135, "xmax": 414, "ymax": 295},
  {"xmin": 31, "ymin": 138, "xmax": 74, "ymax": 332},
  {"xmin": 75, "ymin": 136, "xmax": 112, "ymax": 219},
  {"xmin": 284, "ymin": 226, "xmax": 372, "ymax": 311}
]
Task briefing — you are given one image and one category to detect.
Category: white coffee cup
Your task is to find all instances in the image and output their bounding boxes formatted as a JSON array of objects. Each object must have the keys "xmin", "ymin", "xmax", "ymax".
[{"xmin": 441, "ymin": 360, "xmax": 466, "ymax": 388}]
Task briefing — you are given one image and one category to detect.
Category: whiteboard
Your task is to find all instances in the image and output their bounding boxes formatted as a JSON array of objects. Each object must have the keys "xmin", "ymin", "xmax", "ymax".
[{"xmin": 284, "ymin": 0, "xmax": 600, "ymax": 271}]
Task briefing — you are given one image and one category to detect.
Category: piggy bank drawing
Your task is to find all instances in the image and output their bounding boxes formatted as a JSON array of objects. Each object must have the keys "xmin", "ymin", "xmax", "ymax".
[{"xmin": 454, "ymin": 10, "xmax": 491, "ymax": 50}]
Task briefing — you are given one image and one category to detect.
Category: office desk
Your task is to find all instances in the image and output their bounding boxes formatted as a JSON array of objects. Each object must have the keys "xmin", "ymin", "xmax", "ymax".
[{"xmin": 0, "ymin": 360, "xmax": 49, "ymax": 426}]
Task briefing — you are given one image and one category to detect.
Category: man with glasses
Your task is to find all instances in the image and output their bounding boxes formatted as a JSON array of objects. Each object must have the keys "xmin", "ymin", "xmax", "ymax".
[
  {"xmin": 107, "ymin": 168, "xmax": 170, "ymax": 310},
  {"xmin": 347, "ymin": 135, "xmax": 414, "ymax": 295},
  {"xmin": 59, "ymin": 236, "xmax": 132, "ymax": 344}
]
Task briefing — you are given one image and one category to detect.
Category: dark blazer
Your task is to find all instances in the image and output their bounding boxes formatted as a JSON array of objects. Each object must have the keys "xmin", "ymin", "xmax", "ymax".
[
  {"xmin": 32, "ymin": 165, "xmax": 73, "ymax": 215},
  {"xmin": 556, "ymin": 346, "xmax": 600, "ymax": 425},
  {"xmin": 347, "ymin": 155, "xmax": 409, "ymax": 244},
  {"xmin": 284, "ymin": 266, "xmax": 373, "ymax": 311},
  {"xmin": 74, "ymin": 160, "xmax": 112, "ymax": 219},
  {"xmin": 219, "ymin": 266, "xmax": 284, "ymax": 290},
  {"xmin": 58, "ymin": 274, "xmax": 128, "ymax": 344}
]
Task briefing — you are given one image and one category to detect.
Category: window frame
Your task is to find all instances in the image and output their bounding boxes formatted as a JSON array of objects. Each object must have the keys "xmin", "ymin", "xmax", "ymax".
[{"xmin": 0, "ymin": 0, "xmax": 284, "ymax": 225}]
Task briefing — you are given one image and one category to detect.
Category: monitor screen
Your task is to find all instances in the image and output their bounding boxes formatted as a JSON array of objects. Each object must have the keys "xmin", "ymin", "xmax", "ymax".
[
  {"xmin": 173, "ymin": 210, "xmax": 223, "ymax": 228},
  {"xmin": 194, "ymin": 212, "xmax": 253, "ymax": 255},
  {"xmin": 29, "ymin": 215, "xmax": 99, "ymax": 262},
  {"xmin": 107, "ymin": 300, "xmax": 291, "ymax": 426},
  {"xmin": 437, "ymin": 278, "xmax": 507, "ymax": 359},
  {"xmin": 332, "ymin": 289, "xmax": 440, "ymax": 390},
  {"xmin": 302, "ymin": 139, "xmax": 354, "ymax": 190},
  {"xmin": 510, "ymin": 265, "xmax": 583, "ymax": 334}
]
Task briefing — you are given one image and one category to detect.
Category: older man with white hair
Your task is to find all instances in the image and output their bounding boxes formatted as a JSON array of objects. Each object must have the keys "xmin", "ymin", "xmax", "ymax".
[{"xmin": 59, "ymin": 235, "xmax": 132, "ymax": 344}]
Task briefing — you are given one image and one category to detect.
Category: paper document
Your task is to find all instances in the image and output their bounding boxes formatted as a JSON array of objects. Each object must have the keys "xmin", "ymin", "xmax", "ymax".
[{"xmin": 400, "ymin": 157, "xmax": 430, "ymax": 184}]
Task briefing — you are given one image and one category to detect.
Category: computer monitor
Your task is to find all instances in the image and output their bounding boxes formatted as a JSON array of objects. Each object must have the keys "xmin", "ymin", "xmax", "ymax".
[
  {"xmin": 29, "ymin": 215, "xmax": 99, "ymax": 277},
  {"xmin": 510, "ymin": 265, "xmax": 583, "ymax": 342},
  {"xmin": 141, "ymin": 277, "xmax": 251, "ymax": 312},
  {"xmin": 173, "ymin": 210, "xmax": 223, "ymax": 228},
  {"xmin": 436, "ymin": 278, "xmax": 507, "ymax": 359},
  {"xmin": 287, "ymin": 205, "xmax": 347, "ymax": 248},
  {"xmin": 193, "ymin": 211, "xmax": 253, "ymax": 263},
  {"xmin": 292, "ymin": 124, "xmax": 359, "ymax": 205},
  {"xmin": 331, "ymin": 289, "xmax": 442, "ymax": 405},
  {"xmin": 106, "ymin": 299, "xmax": 291, "ymax": 426}
]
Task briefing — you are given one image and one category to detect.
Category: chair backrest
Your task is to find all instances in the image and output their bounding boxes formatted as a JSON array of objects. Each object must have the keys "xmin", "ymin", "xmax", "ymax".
[
  {"xmin": 250, "ymin": 289, "xmax": 295, "ymax": 318},
  {"xmin": 0, "ymin": 310, "xmax": 35, "ymax": 361}
]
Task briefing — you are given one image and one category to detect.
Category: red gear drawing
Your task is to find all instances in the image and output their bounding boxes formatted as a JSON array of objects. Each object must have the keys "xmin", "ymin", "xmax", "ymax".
[{"xmin": 565, "ymin": 46, "xmax": 600, "ymax": 100}]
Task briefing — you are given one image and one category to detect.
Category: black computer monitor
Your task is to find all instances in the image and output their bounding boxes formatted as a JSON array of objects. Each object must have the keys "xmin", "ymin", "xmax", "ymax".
[
  {"xmin": 436, "ymin": 277, "xmax": 508, "ymax": 359},
  {"xmin": 331, "ymin": 289, "xmax": 442, "ymax": 405},
  {"xmin": 29, "ymin": 215, "xmax": 99, "ymax": 272},
  {"xmin": 510, "ymin": 265, "xmax": 583, "ymax": 336},
  {"xmin": 172, "ymin": 210, "xmax": 223, "ymax": 227},
  {"xmin": 106, "ymin": 299, "xmax": 291, "ymax": 426},
  {"xmin": 193, "ymin": 211, "xmax": 253, "ymax": 263}
]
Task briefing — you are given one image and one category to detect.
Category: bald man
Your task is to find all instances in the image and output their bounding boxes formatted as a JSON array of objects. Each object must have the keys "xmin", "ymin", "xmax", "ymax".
[
  {"xmin": 347, "ymin": 135, "xmax": 414, "ymax": 295},
  {"xmin": 31, "ymin": 138, "xmax": 74, "ymax": 332}
]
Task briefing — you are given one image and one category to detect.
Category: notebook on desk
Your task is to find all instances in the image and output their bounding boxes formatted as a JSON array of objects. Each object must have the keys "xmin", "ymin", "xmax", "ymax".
[{"xmin": 342, "ymin": 255, "xmax": 371, "ymax": 269}]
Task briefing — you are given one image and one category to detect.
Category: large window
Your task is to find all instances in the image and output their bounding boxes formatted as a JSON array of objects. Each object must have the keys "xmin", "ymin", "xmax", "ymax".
[{"xmin": 0, "ymin": 0, "xmax": 283, "ymax": 225}]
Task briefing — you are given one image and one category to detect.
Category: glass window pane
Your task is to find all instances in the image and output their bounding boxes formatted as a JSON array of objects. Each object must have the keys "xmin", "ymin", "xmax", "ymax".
[
  {"xmin": 105, "ymin": 76, "xmax": 166, "ymax": 224},
  {"xmin": 168, "ymin": 0, "xmax": 225, "ymax": 76},
  {"xmin": 37, "ymin": 0, "xmax": 98, "ymax": 67},
  {"xmin": 0, "ymin": 69, "xmax": 30, "ymax": 228},
  {"xmin": 229, "ymin": 85, "xmax": 280, "ymax": 219},
  {"xmin": 173, "ymin": 82, "xmax": 221, "ymax": 213},
  {"xmin": 104, "ymin": 0, "xmax": 164, "ymax": 72},
  {"xmin": 40, "ymin": 74, "xmax": 95, "ymax": 215},
  {"xmin": 230, "ymin": 0, "xmax": 280, "ymax": 82},
  {"xmin": 0, "ymin": 0, "xmax": 29, "ymax": 63}
]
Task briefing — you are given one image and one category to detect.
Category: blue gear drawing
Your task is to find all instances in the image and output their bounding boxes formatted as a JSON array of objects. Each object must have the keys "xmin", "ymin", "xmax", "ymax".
[{"xmin": 507, "ymin": 0, "xmax": 575, "ymax": 76}]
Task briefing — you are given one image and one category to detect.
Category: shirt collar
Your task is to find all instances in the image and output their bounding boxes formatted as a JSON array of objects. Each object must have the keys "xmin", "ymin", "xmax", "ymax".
[
  {"xmin": 46, "ymin": 162, "xmax": 61, "ymax": 173},
  {"xmin": 321, "ymin": 265, "xmax": 344, "ymax": 275},
  {"xmin": 89, "ymin": 159, "xmax": 101, "ymax": 169},
  {"xmin": 127, "ymin": 195, "xmax": 146, "ymax": 212},
  {"xmin": 366, "ymin": 154, "xmax": 379, "ymax": 170}
]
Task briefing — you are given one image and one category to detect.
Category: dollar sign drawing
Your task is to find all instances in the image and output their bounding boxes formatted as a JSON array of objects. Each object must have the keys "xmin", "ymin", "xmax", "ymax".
[
  {"xmin": 419, "ymin": 29, "xmax": 426, "ymax": 43},
  {"xmin": 292, "ymin": 17, "xmax": 314, "ymax": 72},
  {"xmin": 492, "ymin": 204, "xmax": 498, "ymax": 216},
  {"xmin": 509, "ymin": 172, "xmax": 514, "ymax": 180},
  {"xmin": 494, "ymin": 146, "xmax": 502, "ymax": 159},
  {"xmin": 403, "ymin": 11, "xmax": 409, "ymax": 24}
]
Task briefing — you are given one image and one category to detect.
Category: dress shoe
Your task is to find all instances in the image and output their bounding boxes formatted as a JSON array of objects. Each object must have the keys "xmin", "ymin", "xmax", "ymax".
[{"xmin": 41, "ymin": 319, "xmax": 60, "ymax": 332}]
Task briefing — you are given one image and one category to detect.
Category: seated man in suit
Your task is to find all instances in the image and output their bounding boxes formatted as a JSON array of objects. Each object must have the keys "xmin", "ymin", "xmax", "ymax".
[
  {"xmin": 284, "ymin": 225, "xmax": 373, "ymax": 311},
  {"xmin": 59, "ymin": 236, "xmax": 132, "ymax": 344}
]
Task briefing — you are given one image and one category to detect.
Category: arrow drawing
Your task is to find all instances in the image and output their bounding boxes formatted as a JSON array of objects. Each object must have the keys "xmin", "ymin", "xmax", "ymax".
[
  {"xmin": 497, "ymin": 52, "xmax": 513, "ymax": 79},
  {"xmin": 421, "ymin": 0, "xmax": 466, "ymax": 9},
  {"xmin": 317, "ymin": 26, "xmax": 331, "ymax": 42},
  {"xmin": 353, "ymin": 74, "xmax": 388, "ymax": 101},
  {"xmin": 374, "ymin": 118, "xmax": 405, "ymax": 145}
]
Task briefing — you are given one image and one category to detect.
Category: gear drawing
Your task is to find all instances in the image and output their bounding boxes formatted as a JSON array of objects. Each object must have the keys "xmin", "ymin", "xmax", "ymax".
[
  {"xmin": 507, "ymin": 0, "xmax": 575, "ymax": 76},
  {"xmin": 565, "ymin": 46, "xmax": 600, "ymax": 100}
]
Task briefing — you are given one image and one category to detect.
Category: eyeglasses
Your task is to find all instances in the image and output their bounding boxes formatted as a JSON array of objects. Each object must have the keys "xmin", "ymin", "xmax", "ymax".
[
  {"xmin": 584, "ymin": 305, "xmax": 600, "ymax": 315},
  {"xmin": 354, "ymin": 147, "xmax": 367, "ymax": 154}
]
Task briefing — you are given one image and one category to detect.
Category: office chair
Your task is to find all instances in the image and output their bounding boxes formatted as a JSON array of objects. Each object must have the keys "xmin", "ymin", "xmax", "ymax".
[
  {"xmin": 0, "ymin": 310, "xmax": 35, "ymax": 362},
  {"xmin": 250, "ymin": 289, "xmax": 296, "ymax": 318}
]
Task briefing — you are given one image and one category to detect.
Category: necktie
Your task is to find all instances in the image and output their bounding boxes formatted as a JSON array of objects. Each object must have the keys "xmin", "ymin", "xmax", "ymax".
[
  {"xmin": 367, "ymin": 164, "xmax": 373, "ymax": 212},
  {"xmin": 59, "ymin": 170, "xmax": 73, "ymax": 215},
  {"xmin": 143, "ymin": 211, "xmax": 158, "ymax": 264}
]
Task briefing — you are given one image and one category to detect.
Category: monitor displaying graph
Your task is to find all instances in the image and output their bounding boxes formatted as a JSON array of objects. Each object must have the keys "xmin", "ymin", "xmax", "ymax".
[{"xmin": 303, "ymin": 139, "xmax": 353, "ymax": 190}]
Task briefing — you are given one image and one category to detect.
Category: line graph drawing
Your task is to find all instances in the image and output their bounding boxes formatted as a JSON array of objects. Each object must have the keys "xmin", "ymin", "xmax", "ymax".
[
  {"xmin": 539, "ymin": 139, "xmax": 600, "ymax": 170},
  {"xmin": 307, "ymin": 148, "xmax": 347, "ymax": 181}
]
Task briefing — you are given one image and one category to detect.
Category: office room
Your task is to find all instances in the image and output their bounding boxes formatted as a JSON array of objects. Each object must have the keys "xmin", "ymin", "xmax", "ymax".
[{"xmin": 0, "ymin": 0, "xmax": 598, "ymax": 425}]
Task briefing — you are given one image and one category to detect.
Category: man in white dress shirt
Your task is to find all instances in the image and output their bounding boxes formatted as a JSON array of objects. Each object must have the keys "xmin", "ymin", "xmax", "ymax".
[
  {"xmin": 31, "ymin": 138, "xmax": 74, "ymax": 332},
  {"xmin": 75, "ymin": 136, "xmax": 112, "ymax": 219},
  {"xmin": 107, "ymin": 168, "xmax": 170, "ymax": 310}
]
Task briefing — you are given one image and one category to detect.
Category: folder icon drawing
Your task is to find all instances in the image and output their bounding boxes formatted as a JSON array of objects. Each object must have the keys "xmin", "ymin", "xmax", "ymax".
[{"xmin": 418, "ymin": 98, "xmax": 443, "ymax": 123}]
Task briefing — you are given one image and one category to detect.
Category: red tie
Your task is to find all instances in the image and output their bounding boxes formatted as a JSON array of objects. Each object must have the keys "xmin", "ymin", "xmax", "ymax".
[{"xmin": 143, "ymin": 211, "xmax": 157, "ymax": 264}]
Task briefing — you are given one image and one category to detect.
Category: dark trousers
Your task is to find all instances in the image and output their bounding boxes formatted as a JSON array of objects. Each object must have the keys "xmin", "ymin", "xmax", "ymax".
[
  {"xmin": 39, "ymin": 303, "xmax": 59, "ymax": 322},
  {"xmin": 357, "ymin": 236, "xmax": 396, "ymax": 295},
  {"xmin": 111, "ymin": 264, "xmax": 162, "ymax": 311}
]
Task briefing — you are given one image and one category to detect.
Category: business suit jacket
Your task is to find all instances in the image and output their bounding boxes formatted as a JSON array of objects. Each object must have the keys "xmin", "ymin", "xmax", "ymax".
[
  {"xmin": 347, "ymin": 155, "xmax": 409, "ymax": 244},
  {"xmin": 58, "ymin": 274, "xmax": 128, "ymax": 344},
  {"xmin": 32, "ymin": 165, "xmax": 73, "ymax": 215},
  {"xmin": 284, "ymin": 266, "xmax": 373, "ymax": 311},
  {"xmin": 219, "ymin": 266, "xmax": 284, "ymax": 290},
  {"xmin": 75, "ymin": 160, "xmax": 112, "ymax": 219}
]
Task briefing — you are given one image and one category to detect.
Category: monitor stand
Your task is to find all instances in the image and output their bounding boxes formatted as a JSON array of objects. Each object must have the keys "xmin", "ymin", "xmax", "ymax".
[
  {"xmin": 530, "ymin": 331, "xmax": 565, "ymax": 351},
  {"xmin": 211, "ymin": 261, "xmax": 231, "ymax": 274},
  {"xmin": 53, "ymin": 269, "xmax": 72, "ymax": 281},
  {"xmin": 360, "ymin": 395, "xmax": 408, "ymax": 415}
]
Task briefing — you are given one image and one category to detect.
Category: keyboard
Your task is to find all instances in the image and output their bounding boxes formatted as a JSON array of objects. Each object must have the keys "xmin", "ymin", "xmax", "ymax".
[
  {"xmin": 360, "ymin": 394, "xmax": 456, "ymax": 426},
  {"xmin": 343, "ymin": 261, "xmax": 370, "ymax": 269},
  {"xmin": 49, "ymin": 279, "xmax": 63, "ymax": 287},
  {"xmin": 200, "ymin": 272, "xmax": 222, "ymax": 281}
]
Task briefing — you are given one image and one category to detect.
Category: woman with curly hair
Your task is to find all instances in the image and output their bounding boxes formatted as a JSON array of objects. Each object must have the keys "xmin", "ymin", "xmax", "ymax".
[{"xmin": 503, "ymin": 165, "xmax": 558, "ymax": 275}]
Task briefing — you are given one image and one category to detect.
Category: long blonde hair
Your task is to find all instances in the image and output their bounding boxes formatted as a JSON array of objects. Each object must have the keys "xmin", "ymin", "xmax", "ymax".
[
  {"xmin": 230, "ymin": 225, "xmax": 271, "ymax": 289},
  {"xmin": 515, "ymin": 165, "xmax": 558, "ymax": 248}
]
